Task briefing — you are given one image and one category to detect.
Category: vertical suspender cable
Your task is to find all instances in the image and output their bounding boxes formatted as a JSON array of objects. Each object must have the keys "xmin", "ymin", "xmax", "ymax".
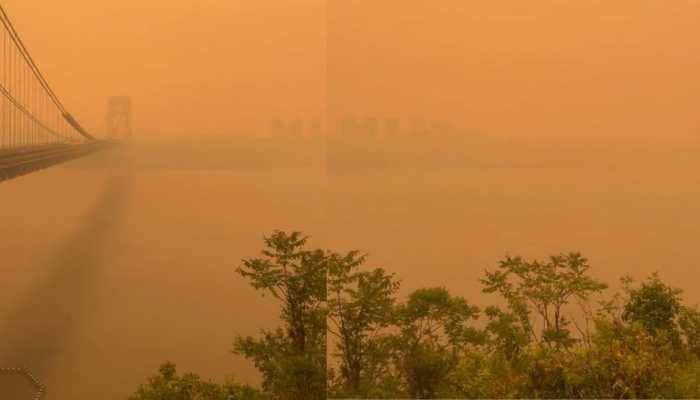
[
  {"xmin": 1, "ymin": 29, "xmax": 4, "ymax": 148},
  {"xmin": 0, "ymin": 4, "xmax": 94, "ymax": 142}
]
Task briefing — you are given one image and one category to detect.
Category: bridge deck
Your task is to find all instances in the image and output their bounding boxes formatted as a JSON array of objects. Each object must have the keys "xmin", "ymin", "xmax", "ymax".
[{"xmin": 0, "ymin": 142, "xmax": 112, "ymax": 183}]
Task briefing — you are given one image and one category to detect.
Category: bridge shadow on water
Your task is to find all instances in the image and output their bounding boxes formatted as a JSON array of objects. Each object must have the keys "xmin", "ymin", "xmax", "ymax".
[{"xmin": 0, "ymin": 149, "xmax": 133, "ymax": 397}]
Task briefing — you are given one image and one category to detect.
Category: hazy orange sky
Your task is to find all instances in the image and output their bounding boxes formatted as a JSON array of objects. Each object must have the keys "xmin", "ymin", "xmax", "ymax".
[
  {"xmin": 5, "ymin": 1, "xmax": 699, "ymax": 139},
  {"xmin": 328, "ymin": 1, "xmax": 700, "ymax": 139},
  {"xmin": 5, "ymin": 0, "xmax": 325, "ymax": 137}
]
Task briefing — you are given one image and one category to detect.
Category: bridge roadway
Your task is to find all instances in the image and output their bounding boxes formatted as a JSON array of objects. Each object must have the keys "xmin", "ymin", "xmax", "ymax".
[{"xmin": 0, "ymin": 142, "xmax": 112, "ymax": 182}]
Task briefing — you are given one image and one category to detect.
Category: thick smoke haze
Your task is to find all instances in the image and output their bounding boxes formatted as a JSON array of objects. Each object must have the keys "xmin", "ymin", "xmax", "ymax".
[
  {"xmin": 1, "ymin": 1, "xmax": 700, "ymax": 398},
  {"xmin": 4, "ymin": 0, "xmax": 325, "ymax": 137},
  {"xmin": 6, "ymin": 1, "xmax": 699, "ymax": 139},
  {"xmin": 328, "ymin": 1, "xmax": 700, "ymax": 139}
]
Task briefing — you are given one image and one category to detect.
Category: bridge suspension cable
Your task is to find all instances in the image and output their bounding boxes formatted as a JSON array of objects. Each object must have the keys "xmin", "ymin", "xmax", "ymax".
[{"xmin": 0, "ymin": 3, "xmax": 94, "ymax": 150}]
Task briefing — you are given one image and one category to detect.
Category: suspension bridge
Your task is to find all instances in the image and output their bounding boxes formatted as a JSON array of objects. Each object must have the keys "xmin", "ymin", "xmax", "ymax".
[{"xmin": 0, "ymin": 4, "xmax": 111, "ymax": 183}]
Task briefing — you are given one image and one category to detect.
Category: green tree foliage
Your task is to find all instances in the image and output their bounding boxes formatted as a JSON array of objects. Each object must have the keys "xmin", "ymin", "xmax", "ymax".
[
  {"xmin": 481, "ymin": 253, "xmax": 607, "ymax": 349},
  {"xmin": 678, "ymin": 305, "xmax": 700, "ymax": 357},
  {"xmin": 326, "ymin": 250, "xmax": 400, "ymax": 398},
  {"xmin": 483, "ymin": 305, "xmax": 531, "ymax": 362},
  {"xmin": 234, "ymin": 231, "xmax": 326, "ymax": 400},
  {"xmin": 579, "ymin": 319, "xmax": 678, "ymax": 398},
  {"xmin": 129, "ymin": 363, "xmax": 264, "ymax": 400},
  {"xmin": 389, "ymin": 287, "xmax": 484, "ymax": 398},
  {"xmin": 622, "ymin": 272, "xmax": 683, "ymax": 342},
  {"xmin": 518, "ymin": 321, "xmax": 679, "ymax": 398},
  {"xmin": 666, "ymin": 358, "xmax": 700, "ymax": 398},
  {"xmin": 130, "ymin": 233, "xmax": 700, "ymax": 399},
  {"xmin": 511, "ymin": 273, "xmax": 699, "ymax": 399}
]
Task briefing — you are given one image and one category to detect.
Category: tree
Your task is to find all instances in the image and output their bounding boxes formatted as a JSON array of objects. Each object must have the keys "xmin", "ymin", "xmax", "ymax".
[
  {"xmin": 481, "ymin": 252, "xmax": 607, "ymax": 349},
  {"xmin": 622, "ymin": 272, "xmax": 683, "ymax": 341},
  {"xmin": 326, "ymin": 250, "xmax": 400, "ymax": 397},
  {"xmin": 678, "ymin": 305, "xmax": 700, "ymax": 357},
  {"xmin": 130, "ymin": 236, "xmax": 700, "ymax": 399},
  {"xmin": 390, "ymin": 287, "xmax": 483, "ymax": 398},
  {"xmin": 129, "ymin": 362, "xmax": 264, "ymax": 400},
  {"xmin": 483, "ymin": 305, "xmax": 531, "ymax": 362},
  {"xmin": 566, "ymin": 319, "xmax": 679, "ymax": 398},
  {"xmin": 234, "ymin": 231, "xmax": 326, "ymax": 400}
]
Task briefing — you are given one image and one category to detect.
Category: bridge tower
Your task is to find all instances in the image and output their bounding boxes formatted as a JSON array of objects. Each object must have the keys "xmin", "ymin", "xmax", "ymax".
[{"xmin": 105, "ymin": 97, "xmax": 133, "ymax": 142}]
